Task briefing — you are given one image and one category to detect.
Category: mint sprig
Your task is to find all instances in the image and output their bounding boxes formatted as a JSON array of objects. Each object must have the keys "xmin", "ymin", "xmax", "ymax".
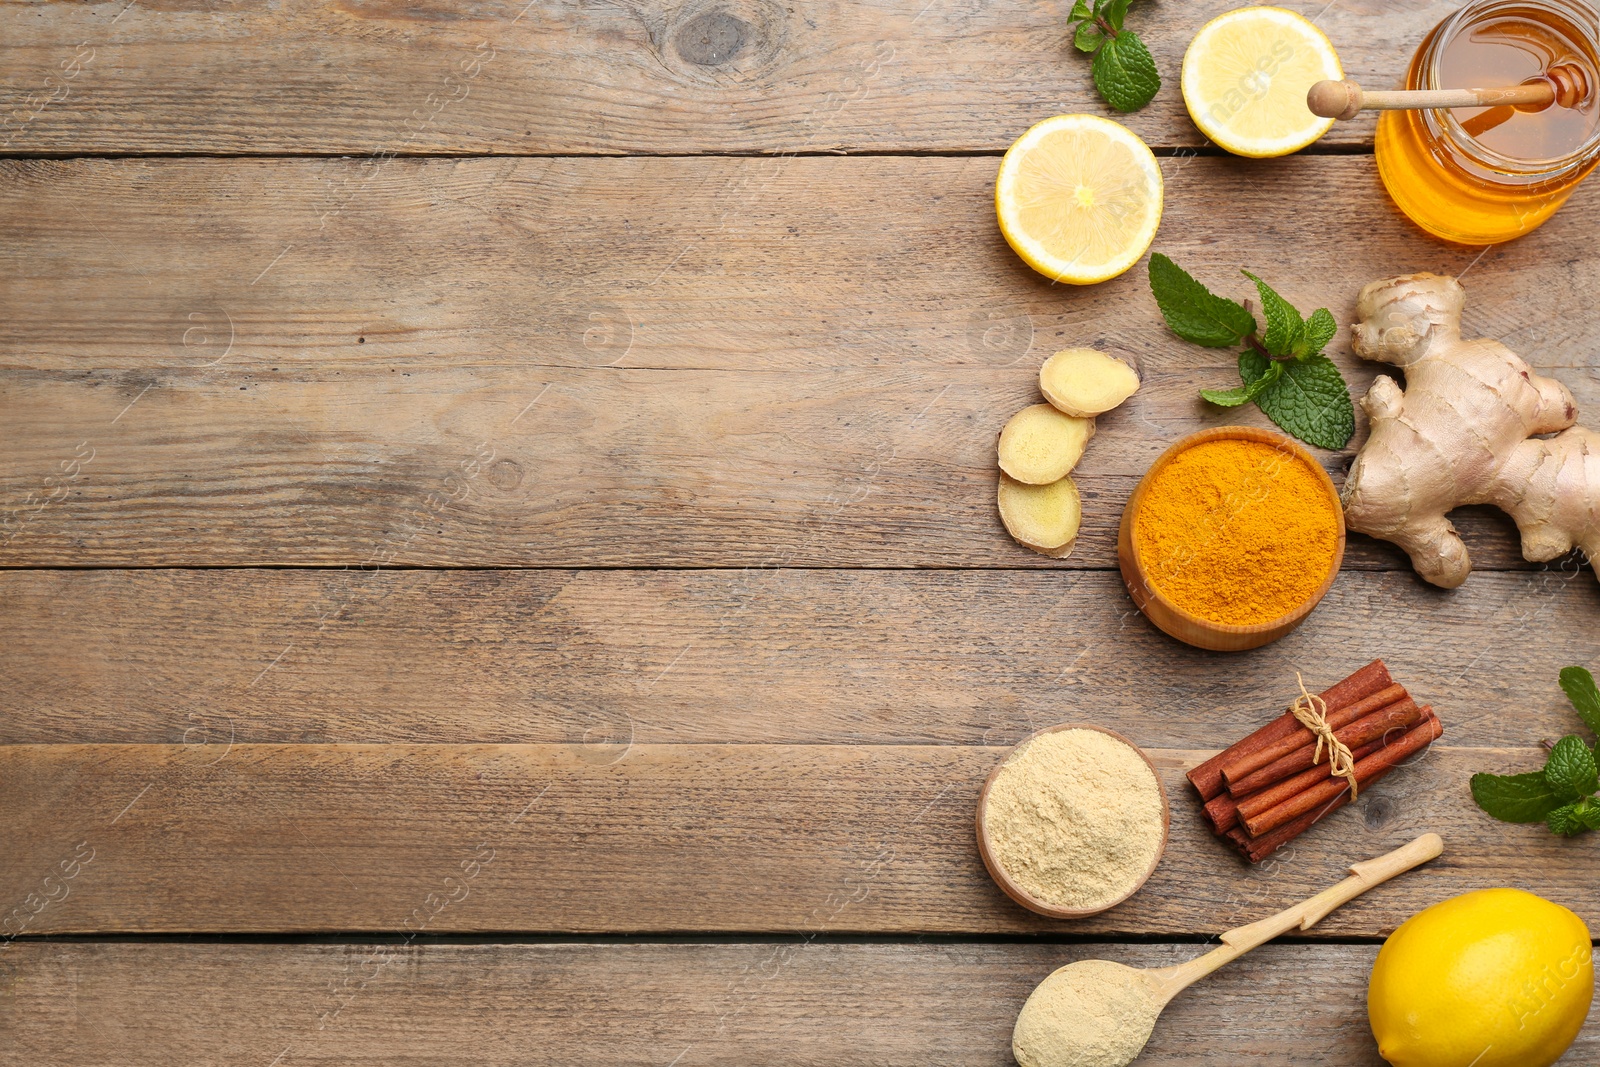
[
  {"xmin": 1472, "ymin": 666, "xmax": 1600, "ymax": 836},
  {"xmin": 1148, "ymin": 253, "xmax": 1356, "ymax": 450},
  {"xmin": 1070, "ymin": 0, "xmax": 1159, "ymax": 113}
]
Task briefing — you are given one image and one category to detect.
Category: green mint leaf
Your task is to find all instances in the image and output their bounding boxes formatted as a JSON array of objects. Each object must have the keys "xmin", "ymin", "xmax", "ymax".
[
  {"xmin": 1471, "ymin": 770, "xmax": 1566, "ymax": 823},
  {"xmin": 1239, "ymin": 347, "xmax": 1270, "ymax": 384},
  {"xmin": 1253, "ymin": 353, "xmax": 1356, "ymax": 450},
  {"xmin": 1202, "ymin": 360, "xmax": 1283, "ymax": 408},
  {"xmin": 1241, "ymin": 271, "xmax": 1305, "ymax": 358},
  {"xmin": 1092, "ymin": 31, "xmax": 1160, "ymax": 112},
  {"xmin": 1199, "ymin": 386, "xmax": 1252, "ymax": 408},
  {"xmin": 1301, "ymin": 308, "xmax": 1337, "ymax": 358},
  {"xmin": 1547, "ymin": 797, "xmax": 1600, "ymax": 835},
  {"xmin": 1548, "ymin": 801, "xmax": 1588, "ymax": 836},
  {"xmin": 1147, "ymin": 254, "xmax": 1256, "ymax": 347},
  {"xmin": 1560, "ymin": 666, "xmax": 1600, "ymax": 736},
  {"xmin": 1074, "ymin": 18, "xmax": 1106, "ymax": 52},
  {"xmin": 1102, "ymin": 0, "xmax": 1133, "ymax": 30},
  {"xmin": 1070, "ymin": 0, "xmax": 1093, "ymax": 19},
  {"xmin": 1546, "ymin": 734, "xmax": 1599, "ymax": 799}
]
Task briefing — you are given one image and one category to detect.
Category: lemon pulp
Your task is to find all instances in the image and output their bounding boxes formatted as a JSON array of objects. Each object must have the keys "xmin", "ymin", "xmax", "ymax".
[
  {"xmin": 1182, "ymin": 6, "xmax": 1343, "ymax": 157},
  {"xmin": 995, "ymin": 114, "xmax": 1162, "ymax": 286}
]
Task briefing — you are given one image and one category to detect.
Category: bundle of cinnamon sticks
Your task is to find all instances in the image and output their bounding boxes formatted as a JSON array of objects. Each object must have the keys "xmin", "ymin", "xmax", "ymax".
[{"xmin": 1188, "ymin": 661, "xmax": 1444, "ymax": 863}]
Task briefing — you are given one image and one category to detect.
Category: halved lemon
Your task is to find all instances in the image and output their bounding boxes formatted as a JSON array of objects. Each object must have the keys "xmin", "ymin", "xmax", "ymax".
[
  {"xmin": 1182, "ymin": 7, "xmax": 1343, "ymax": 157},
  {"xmin": 995, "ymin": 115, "xmax": 1163, "ymax": 286}
]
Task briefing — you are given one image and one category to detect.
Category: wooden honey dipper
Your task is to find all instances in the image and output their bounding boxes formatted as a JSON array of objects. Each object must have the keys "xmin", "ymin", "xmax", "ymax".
[{"xmin": 1309, "ymin": 62, "xmax": 1591, "ymax": 121}]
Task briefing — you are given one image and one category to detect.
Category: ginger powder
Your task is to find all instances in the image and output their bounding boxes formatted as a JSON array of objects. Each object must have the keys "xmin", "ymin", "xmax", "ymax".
[
  {"xmin": 983, "ymin": 728, "xmax": 1166, "ymax": 913},
  {"xmin": 1012, "ymin": 959, "xmax": 1162, "ymax": 1067}
]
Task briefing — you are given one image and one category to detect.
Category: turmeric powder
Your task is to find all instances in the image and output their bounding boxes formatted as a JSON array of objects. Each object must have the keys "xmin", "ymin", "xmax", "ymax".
[{"xmin": 1133, "ymin": 438, "xmax": 1339, "ymax": 626}]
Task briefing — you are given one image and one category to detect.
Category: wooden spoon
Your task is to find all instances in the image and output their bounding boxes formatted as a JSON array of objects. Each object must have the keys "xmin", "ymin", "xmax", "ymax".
[{"xmin": 1011, "ymin": 833, "xmax": 1444, "ymax": 1067}]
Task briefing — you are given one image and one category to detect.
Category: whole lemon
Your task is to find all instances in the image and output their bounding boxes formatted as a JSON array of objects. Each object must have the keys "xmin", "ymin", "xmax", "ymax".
[{"xmin": 1369, "ymin": 888, "xmax": 1593, "ymax": 1067}]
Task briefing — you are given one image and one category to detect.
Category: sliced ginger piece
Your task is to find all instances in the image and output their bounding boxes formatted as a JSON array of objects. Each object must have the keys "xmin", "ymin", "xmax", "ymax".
[
  {"xmin": 998, "ymin": 404, "xmax": 1096, "ymax": 485},
  {"xmin": 998, "ymin": 473, "xmax": 1081, "ymax": 558},
  {"xmin": 1040, "ymin": 348, "xmax": 1141, "ymax": 417}
]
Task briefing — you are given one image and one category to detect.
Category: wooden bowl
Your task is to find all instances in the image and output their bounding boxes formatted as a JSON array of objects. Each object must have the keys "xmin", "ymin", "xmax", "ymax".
[
  {"xmin": 1117, "ymin": 426, "xmax": 1346, "ymax": 653},
  {"xmin": 975, "ymin": 723, "xmax": 1170, "ymax": 919}
]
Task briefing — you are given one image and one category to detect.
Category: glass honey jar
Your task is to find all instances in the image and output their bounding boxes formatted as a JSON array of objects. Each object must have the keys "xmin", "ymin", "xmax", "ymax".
[{"xmin": 1375, "ymin": 0, "xmax": 1600, "ymax": 244}]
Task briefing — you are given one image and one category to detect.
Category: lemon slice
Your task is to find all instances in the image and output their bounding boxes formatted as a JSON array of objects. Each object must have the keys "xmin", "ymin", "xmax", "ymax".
[
  {"xmin": 995, "ymin": 115, "xmax": 1163, "ymax": 286},
  {"xmin": 1182, "ymin": 6, "xmax": 1343, "ymax": 158}
]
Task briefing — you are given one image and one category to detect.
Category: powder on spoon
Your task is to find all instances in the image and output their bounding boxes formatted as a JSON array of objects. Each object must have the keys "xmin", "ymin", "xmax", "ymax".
[
  {"xmin": 1012, "ymin": 959, "xmax": 1162, "ymax": 1067},
  {"xmin": 982, "ymin": 728, "xmax": 1166, "ymax": 912}
]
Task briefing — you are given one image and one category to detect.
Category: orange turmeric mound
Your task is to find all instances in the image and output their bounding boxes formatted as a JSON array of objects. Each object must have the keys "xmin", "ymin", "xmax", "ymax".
[{"xmin": 1134, "ymin": 438, "xmax": 1339, "ymax": 626}]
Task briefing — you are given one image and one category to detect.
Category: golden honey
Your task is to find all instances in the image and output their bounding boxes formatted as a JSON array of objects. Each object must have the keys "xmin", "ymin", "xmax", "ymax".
[{"xmin": 1376, "ymin": 0, "xmax": 1600, "ymax": 244}]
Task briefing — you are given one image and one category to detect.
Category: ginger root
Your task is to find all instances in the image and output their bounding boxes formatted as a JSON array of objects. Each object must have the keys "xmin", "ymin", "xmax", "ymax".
[{"xmin": 1343, "ymin": 272, "xmax": 1600, "ymax": 587}]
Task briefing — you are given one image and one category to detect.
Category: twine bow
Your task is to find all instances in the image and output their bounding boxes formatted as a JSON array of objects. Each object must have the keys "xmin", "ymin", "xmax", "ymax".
[{"xmin": 1288, "ymin": 672, "xmax": 1359, "ymax": 799}]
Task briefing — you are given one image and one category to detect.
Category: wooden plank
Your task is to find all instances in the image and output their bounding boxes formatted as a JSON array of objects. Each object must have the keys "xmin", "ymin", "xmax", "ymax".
[
  {"xmin": 0, "ymin": 0, "xmax": 1460, "ymax": 155},
  {"xmin": 2, "ymin": 569, "xmax": 1595, "ymax": 748},
  {"xmin": 5, "ymin": 155, "xmax": 1599, "ymax": 566},
  {"xmin": 9, "ymin": 361, "xmax": 1595, "ymax": 569},
  {"xmin": 12, "ymin": 940, "xmax": 1594, "ymax": 1066},
  {"xmin": 7, "ymin": 156, "xmax": 1597, "ymax": 374},
  {"xmin": 0, "ymin": 742, "xmax": 1591, "ymax": 937}
]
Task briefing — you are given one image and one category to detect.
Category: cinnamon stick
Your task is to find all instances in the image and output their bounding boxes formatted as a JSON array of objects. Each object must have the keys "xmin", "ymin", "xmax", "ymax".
[
  {"xmin": 1187, "ymin": 660, "xmax": 1392, "ymax": 800},
  {"xmin": 1234, "ymin": 735, "xmax": 1392, "ymax": 824},
  {"xmin": 1219, "ymin": 683, "xmax": 1408, "ymax": 788},
  {"xmin": 1224, "ymin": 825, "xmax": 1256, "ymax": 855},
  {"xmin": 1230, "ymin": 807, "xmax": 1321, "ymax": 863},
  {"xmin": 1204, "ymin": 791, "xmax": 1242, "ymax": 834},
  {"xmin": 1226, "ymin": 696, "xmax": 1421, "ymax": 798},
  {"xmin": 1241, "ymin": 711, "xmax": 1443, "ymax": 838}
]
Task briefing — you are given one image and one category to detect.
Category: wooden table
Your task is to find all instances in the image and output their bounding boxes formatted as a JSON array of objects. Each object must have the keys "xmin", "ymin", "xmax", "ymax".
[{"xmin": 3, "ymin": 1, "xmax": 1599, "ymax": 1062}]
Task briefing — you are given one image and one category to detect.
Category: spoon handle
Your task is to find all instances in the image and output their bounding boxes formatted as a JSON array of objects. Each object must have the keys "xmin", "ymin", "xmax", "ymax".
[
  {"xmin": 1308, "ymin": 79, "xmax": 1554, "ymax": 120},
  {"xmin": 1154, "ymin": 833, "xmax": 1443, "ymax": 999},
  {"xmin": 1293, "ymin": 832, "xmax": 1444, "ymax": 930},
  {"xmin": 1308, "ymin": 64, "xmax": 1590, "ymax": 120}
]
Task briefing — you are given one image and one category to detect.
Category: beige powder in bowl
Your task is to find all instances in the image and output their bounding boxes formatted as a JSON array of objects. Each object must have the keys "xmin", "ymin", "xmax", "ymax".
[{"xmin": 982, "ymin": 727, "xmax": 1166, "ymax": 913}]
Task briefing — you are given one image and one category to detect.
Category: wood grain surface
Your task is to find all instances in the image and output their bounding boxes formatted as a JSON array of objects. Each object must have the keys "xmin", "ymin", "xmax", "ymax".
[
  {"xmin": 10, "ymin": 362, "xmax": 1596, "ymax": 569},
  {"xmin": 5, "ymin": 156, "xmax": 1594, "ymax": 375},
  {"xmin": 7, "ymin": 1, "xmax": 1600, "ymax": 1061},
  {"xmin": 5, "ymin": 940, "xmax": 1595, "ymax": 1066},
  {"xmin": 1, "ymin": 0, "xmax": 1457, "ymax": 155},
  {"xmin": 3, "ymin": 569, "xmax": 1596, "ymax": 747},
  {"xmin": 0, "ymin": 742, "xmax": 1587, "ymax": 937},
  {"xmin": 4, "ymin": 155, "xmax": 1598, "ymax": 567}
]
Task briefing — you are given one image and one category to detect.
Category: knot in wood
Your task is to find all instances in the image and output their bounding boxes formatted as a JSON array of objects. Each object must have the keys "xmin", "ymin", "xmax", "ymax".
[{"xmin": 675, "ymin": 11, "xmax": 751, "ymax": 66}]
